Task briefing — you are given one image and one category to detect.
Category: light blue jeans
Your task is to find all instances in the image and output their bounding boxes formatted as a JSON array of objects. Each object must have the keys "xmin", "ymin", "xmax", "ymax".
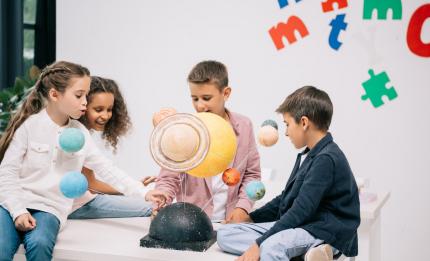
[
  {"xmin": 0, "ymin": 206, "xmax": 60, "ymax": 261},
  {"xmin": 68, "ymin": 194, "xmax": 152, "ymax": 219},
  {"xmin": 217, "ymin": 222, "xmax": 326, "ymax": 261}
]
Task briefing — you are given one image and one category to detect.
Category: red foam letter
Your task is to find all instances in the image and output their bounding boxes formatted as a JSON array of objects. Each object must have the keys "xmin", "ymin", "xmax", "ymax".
[
  {"xmin": 322, "ymin": 0, "xmax": 348, "ymax": 13},
  {"xmin": 407, "ymin": 4, "xmax": 430, "ymax": 57},
  {"xmin": 269, "ymin": 16, "xmax": 309, "ymax": 50}
]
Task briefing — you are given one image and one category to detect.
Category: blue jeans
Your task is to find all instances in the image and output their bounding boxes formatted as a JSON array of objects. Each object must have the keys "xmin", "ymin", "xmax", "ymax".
[
  {"xmin": 217, "ymin": 222, "xmax": 325, "ymax": 261},
  {"xmin": 0, "ymin": 206, "xmax": 60, "ymax": 261},
  {"xmin": 68, "ymin": 194, "xmax": 152, "ymax": 219}
]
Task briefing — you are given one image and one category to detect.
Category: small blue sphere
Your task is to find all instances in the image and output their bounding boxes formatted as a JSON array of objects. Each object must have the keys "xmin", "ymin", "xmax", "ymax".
[
  {"xmin": 60, "ymin": 171, "xmax": 88, "ymax": 198},
  {"xmin": 261, "ymin": 119, "xmax": 278, "ymax": 130},
  {"xmin": 245, "ymin": 181, "xmax": 266, "ymax": 201},
  {"xmin": 59, "ymin": 128, "xmax": 85, "ymax": 153}
]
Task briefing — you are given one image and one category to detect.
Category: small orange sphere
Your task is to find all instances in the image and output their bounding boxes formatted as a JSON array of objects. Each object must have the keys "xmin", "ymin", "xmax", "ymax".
[{"xmin": 222, "ymin": 168, "xmax": 241, "ymax": 186}]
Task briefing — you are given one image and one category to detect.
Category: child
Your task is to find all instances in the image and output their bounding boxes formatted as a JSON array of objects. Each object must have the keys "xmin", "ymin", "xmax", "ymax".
[
  {"xmin": 0, "ymin": 61, "xmax": 165, "ymax": 261},
  {"xmin": 217, "ymin": 86, "xmax": 360, "ymax": 261},
  {"xmin": 69, "ymin": 76, "xmax": 157, "ymax": 219},
  {"xmin": 155, "ymin": 60, "xmax": 261, "ymax": 223}
]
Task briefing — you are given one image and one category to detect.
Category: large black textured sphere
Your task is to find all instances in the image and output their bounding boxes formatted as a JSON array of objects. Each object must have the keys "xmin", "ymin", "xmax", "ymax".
[{"xmin": 140, "ymin": 202, "xmax": 217, "ymax": 252}]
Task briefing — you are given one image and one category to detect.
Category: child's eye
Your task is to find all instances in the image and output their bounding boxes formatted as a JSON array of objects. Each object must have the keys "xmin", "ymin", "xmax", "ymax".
[
  {"xmin": 192, "ymin": 98, "xmax": 198, "ymax": 102},
  {"xmin": 203, "ymin": 97, "xmax": 211, "ymax": 101},
  {"xmin": 75, "ymin": 95, "xmax": 82, "ymax": 99}
]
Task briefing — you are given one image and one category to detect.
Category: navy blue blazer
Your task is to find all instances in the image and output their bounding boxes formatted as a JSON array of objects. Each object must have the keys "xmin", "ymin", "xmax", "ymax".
[{"xmin": 250, "ymin": 133, "xmax": 360, "ymax": 257}]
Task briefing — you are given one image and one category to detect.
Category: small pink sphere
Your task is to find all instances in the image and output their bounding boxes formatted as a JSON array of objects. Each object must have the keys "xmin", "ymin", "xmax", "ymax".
[
  {"xmin": 152, "ymin": 108, "xmax": 177, "ymax": 127},
  {"xmin": 258, "ymin": 125, "xmax": 279, "ymax": 147}
]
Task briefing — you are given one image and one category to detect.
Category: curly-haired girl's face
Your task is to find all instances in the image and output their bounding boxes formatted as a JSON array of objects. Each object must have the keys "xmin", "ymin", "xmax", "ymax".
[{"xmin": 85, "ymin": 92, "xmax": 114, "ymax": 131}]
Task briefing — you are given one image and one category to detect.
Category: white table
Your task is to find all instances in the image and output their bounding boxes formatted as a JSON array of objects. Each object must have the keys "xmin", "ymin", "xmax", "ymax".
[
  {"xmin": 14, "ymin": 192, "xmax": 390, "ymax": 261},
  {"xmin": 356, "ymin": 191, "xmax": 390, "ymax": 261},
  {"xmin": 14, "ymin": 218, "xmax": 236, "ymax": 261}
]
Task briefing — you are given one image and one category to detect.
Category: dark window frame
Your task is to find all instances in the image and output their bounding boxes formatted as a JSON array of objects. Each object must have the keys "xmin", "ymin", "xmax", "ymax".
[{"xmin": 0, "ymin": 0, "xmax": 55, "ymax": 89}]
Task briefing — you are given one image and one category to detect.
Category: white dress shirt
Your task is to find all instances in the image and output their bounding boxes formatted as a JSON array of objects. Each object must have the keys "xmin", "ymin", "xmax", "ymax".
[{"xmin": 0, "ymin": 109, "xmax": 148, "ymax": 228}]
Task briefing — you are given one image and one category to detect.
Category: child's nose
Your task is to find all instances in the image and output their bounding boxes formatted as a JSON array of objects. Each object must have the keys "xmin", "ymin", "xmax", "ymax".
[
  {"xmin": 100, "ymin": 112, "xmax": 109, "ymax": 120},
  {"xmin": 196, "ymin": 103, "xmax": 207, "ymax": 112}
]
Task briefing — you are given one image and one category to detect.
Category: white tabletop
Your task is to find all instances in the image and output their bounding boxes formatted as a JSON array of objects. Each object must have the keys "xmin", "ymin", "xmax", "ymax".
[
  {"xmin": 359, "ymin": 191, "xmax": 390, "ymax": 220},
  {"xmin": 16, "ymin": 218, "xmax": 236, "ymax": 261},
  {"xmin": 15, "ymin": 182, "xmax": 389, "ymax": 261}
]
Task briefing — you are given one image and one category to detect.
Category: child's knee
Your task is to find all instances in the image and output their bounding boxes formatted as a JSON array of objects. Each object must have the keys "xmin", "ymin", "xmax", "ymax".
[
  {"xmin": 216, "ymin": 226, "xmax": 230, "ymax": 249},
  {"xmin": 259, "ymin": 235, "xmax": 286, "ymax": 260},
  {"xmin": 25, "ymin": 236, "xmax": 55, "ymax": 252},
  {"xmin": 217, "ymin": 225, "xmax": 240, "ymax": 249}
]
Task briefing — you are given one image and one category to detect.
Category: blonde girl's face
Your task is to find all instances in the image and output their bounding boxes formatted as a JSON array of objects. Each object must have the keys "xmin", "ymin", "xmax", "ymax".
[
  {"xmin": 189, "ymin": 83, "xmax": 231, "ymax": 117},
  {"xmin": 85, "ymin": 92, "xmax": 114, "ymax": 131},
  {"xmin": 55, "ymin": 76, "xmax": 91, "ymax": 119}
]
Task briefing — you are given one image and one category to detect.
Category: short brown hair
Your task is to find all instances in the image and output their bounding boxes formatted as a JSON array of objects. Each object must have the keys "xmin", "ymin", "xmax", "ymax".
[
  {"xmin": 187, "ymin": 60, "xmax": 228, "ymax": 90},
  {"xmin": 276, "ymin": 86, "xmax": 333, "ymax": 131}
]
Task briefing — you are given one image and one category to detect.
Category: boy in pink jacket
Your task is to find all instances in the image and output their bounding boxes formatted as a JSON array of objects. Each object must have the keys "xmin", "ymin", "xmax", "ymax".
[{"xmin": 155, "ymin": 60, "xmax": 261, "ymax": 223}]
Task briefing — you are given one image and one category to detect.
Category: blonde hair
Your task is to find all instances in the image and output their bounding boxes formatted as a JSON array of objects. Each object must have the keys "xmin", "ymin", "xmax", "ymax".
[{"xmin": 0, "ymin": 61, "xmax": 90, "ymax": 161}]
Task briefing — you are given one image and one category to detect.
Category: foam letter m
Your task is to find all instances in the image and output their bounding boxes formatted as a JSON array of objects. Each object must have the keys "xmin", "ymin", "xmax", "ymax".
[{"xmin": 269, "ymin": 16, "xmax": 309, "ymax": 50}]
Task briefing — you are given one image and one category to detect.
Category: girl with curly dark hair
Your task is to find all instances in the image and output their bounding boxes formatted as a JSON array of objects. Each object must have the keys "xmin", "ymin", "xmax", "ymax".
[
  {"xmin": 79, "ymin": 76, "xmax": 131, "ymax": 152},
  {"xmin": 69, "ymin": 76, "xmax": 160, "ymax": 219}
]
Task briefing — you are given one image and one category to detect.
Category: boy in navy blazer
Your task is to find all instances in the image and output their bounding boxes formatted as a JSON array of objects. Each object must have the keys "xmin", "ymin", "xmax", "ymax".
[{"xmin": 217, "ymin": 86, "xmax": 360, "ymax": 261}]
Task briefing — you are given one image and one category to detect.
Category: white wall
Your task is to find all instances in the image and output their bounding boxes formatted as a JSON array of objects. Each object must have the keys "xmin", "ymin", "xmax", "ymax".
[{"xmin": 57, "ymin": 1, "xmax": 430, "ymax": 260}]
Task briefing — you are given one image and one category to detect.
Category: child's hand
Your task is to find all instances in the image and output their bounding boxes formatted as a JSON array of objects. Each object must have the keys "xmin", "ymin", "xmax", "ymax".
[
  {"xmin": 14, "ymin": 213, "xmax": 36, "ymax": 231},
  {"xmin": 145, "ymin": 189, "xmax": 168, "ymax": 210},
  {"xmin": 224, "ymin": 208, "xmax": 252, "ymax": 224},
  {"xmin": 150, "ymin": 209, "xmax": 158, "ymax": 221},
  {"xmin": 236, "ymin": 243, "xmax": 260, "ymax": 261},
  {"xmin": 141, "ymin": 176, "xmax": 157, "ymax": 186}
]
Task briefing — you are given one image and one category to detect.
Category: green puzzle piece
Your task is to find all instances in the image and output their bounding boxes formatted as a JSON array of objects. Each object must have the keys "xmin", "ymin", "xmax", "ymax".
[
  {"xmin": 363, "ymin": 0, "xmax": 402, "ymax": 20},
  {"xmin": 361, "ymin": 69, "xmax": 398, "ymax": 108}
]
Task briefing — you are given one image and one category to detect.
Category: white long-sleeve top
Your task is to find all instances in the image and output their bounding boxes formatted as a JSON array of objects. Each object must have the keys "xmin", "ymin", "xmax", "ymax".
[
  {"xmin": 0, "ymin": 109, "xmax": 148, "ymax": 228},
  {"xmin": 71, "ymin": 130, "xmax": 116, "ymax": 212}
]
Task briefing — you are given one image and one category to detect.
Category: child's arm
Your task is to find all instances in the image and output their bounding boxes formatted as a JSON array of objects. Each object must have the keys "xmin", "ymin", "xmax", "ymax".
[
  {"xmin": 233, "ymin": 124, "xmax": 262, "ymax": 214},
  {"xmin": 82, "ymin": 167, "xmax": 122, "ymax": 195},
  {"xmin": 83, "ymin": 134, "xmax": 151, "ymax": 199},
  {"xmin": 154, "ymin": 169, "xmax": 181, "ymax": 204},
  {"xmin": 0, "ymin": 124, "xmax": 31, "ymax": 221},
  {"xmin": 254, "ymin": 155, "xmax": 334, "ymax": 246},
  {"xmin": 249, "ymin": 194, "xmax": 283, "ymax": 222}
]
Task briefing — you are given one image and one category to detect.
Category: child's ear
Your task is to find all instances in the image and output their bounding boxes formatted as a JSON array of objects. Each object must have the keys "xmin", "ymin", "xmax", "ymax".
[
  {"xmin": 48, "ymin": 88, "xmax": 60, "ymax": 101},
  {"xmin": 301, "ymin": 116, "xmax": 309, "ymax": 131},
  {"xmin": 223, "ymin": 86, "xmax": 232, "ymax": 101}
]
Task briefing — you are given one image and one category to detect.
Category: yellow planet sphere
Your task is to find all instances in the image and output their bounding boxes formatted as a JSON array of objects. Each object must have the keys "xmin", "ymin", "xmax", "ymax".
[{"xmin": 187, "ymin": 112, "xmax": 237, "ymax": 178}]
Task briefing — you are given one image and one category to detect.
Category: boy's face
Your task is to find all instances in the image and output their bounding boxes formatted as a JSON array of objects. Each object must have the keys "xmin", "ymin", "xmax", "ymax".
[
  {"xmin": 282, "ymin": 112, "xmax": 307, "ymax": 149},
  {"xmin": 85, "ymin": 92, "xmax": 114, "ymax": 131},
  {"xmin": 189, "ymin": 83, "xmax": 231, "ymax": 117}
]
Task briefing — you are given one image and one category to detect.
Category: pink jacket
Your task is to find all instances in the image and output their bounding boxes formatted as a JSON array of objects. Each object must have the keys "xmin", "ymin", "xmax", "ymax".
[{"xmin": 155, "ymin": 111, "xmax": 261, "ymax": 218}]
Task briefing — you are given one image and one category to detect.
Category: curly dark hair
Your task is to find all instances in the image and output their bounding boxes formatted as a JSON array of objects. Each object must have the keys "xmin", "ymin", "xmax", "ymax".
[{"xmin": 79, "ymin": 76, "xmax": 131, "ymax": 152}]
